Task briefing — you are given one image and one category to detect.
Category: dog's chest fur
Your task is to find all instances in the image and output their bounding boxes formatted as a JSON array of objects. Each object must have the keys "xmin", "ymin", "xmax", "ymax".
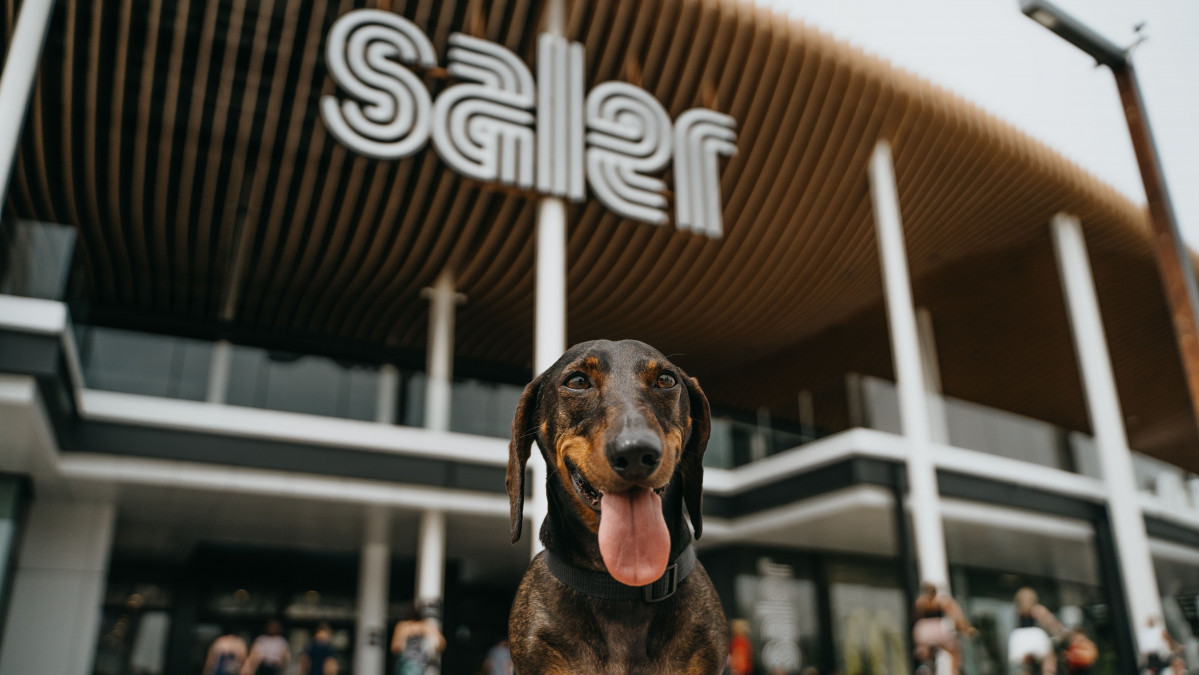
[{"xmin": 509, "ymin": 556, "xmax": 728, "ymax": 674}]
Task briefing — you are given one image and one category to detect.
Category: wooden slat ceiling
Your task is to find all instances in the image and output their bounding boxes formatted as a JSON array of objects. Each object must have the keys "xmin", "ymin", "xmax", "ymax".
[{"xmin": 2, "ymin": 0, "xmax": 1194, "ymax": 460}]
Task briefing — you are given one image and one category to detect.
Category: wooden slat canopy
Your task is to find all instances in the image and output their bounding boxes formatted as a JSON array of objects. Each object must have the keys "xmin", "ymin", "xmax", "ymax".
[{"xmin": 2, "ymin": 0, "xmax": 1194, "ymax": 464}]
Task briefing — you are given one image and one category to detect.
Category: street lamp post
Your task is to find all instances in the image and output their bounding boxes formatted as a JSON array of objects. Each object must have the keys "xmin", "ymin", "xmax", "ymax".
[{"xmin": 1021, "ymin": 0, "xmax": 1199, "ymax": 432}]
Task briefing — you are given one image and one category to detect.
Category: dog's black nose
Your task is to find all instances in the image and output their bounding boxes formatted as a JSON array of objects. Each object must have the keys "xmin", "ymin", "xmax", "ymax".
[{"xmin": 606, "ymin": 430, "xmax": 662, "ymax": 481}]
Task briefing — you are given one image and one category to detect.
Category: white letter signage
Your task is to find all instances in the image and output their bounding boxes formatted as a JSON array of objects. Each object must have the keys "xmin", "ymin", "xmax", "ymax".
[{"xmin": 321, "ymin": 9, "xmax": 737, "ymax": 237}]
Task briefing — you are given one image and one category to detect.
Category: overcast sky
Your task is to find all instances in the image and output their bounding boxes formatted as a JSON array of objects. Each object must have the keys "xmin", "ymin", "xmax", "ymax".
[{"xmin": 756, "ymin": 0, "xmax": 1199, "ymax": 246}]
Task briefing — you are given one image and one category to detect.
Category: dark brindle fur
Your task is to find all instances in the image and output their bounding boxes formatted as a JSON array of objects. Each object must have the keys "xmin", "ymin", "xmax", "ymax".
[{"xmin": 506, "ymin": 340, "xmax": 728, "ymax": 674}]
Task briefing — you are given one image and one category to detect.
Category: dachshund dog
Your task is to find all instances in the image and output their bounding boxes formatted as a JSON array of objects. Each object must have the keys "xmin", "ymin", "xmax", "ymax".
[{"xmin": 506, "ymin": 339, "xmax": 728, "ymax": 674}]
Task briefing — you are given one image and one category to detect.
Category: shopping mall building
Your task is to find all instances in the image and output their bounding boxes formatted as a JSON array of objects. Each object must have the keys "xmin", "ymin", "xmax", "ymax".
[{"xmin": 0, "ymin": 0, "xmax": 1197, "ymax": 672}]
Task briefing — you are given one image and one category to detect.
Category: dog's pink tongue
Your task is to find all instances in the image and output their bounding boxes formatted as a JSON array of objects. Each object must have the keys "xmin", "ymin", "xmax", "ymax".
[{"xmin": 598, "ymin": 488, "xmax": 671, "ymax": 587}]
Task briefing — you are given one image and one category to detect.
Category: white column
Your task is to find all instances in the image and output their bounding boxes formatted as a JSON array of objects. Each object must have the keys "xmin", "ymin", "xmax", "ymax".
[
  {"xmin": 422, "ymin": 270, "xmax": 462, "ymax": 433},
  {"xmin": 916, "ymin": 308, "xmax": 950, "ymax": 444},
  {"xmin": 1049, "ymin": 213, "xmax": 1163, "ymax": 633},
  {"xmin": 206, "ymin": 339, "xmax": 233, "ymax": 404},
  {"xmin": 0, "ymin": 0, "xmax": 55, "ymax": 206},
  {"xmin": 376, "ymin": 364, "xmax": 399, "ymax": 424},
  {"xmin": 415, "ymin": 509, "xmax": 446, "ymax": 621},
  {"xmin": 529, "ymin": 20, "xmax": 569, "ymax": 554},
  {"xmin": 868, "ymin": 141, "xmax": 950, "ymax": 589},
  {"xmin": 0, "ymin": 500, "xmax": 114, "ymax": 675},
  {"xmin": 355, "ymin": 508, "xmax": 391, "ymax": 675}
]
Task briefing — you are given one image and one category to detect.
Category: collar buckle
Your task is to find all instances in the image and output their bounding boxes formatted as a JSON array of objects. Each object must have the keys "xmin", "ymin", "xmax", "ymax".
[{"xmin": 643, "ymin": 562, "xmax": 679, "ymax": 602}]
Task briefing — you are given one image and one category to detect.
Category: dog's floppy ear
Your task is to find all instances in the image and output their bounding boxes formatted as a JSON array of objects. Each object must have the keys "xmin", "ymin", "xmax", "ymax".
[
  {"xmin": 680, "ymin": 372, "xmax": 711, "ymax": 539},
  {"xmin": 507, "ymin": 374, "xmax": 543, "ymax": 544}
]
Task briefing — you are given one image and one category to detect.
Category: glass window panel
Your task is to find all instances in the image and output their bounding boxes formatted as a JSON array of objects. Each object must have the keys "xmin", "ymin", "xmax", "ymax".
[
  {"xmin": 0, "ymin": 219, "xmax": 76, "ymax": 300},
  {"xmin": 945, "ymin": 514, "xmax": 1117, "ymax": 673},
  {"xmin": 262, "ymin": 355, "xmax": 344, "ymax": 417},
  {"xmin": 226, "ymin": 345, "xmax": 268, "ymax": 408},
  {"xmin": 450, "ymin": 379, "xmax": 523, "ymax": 437},
  {"xmin": 82, "ymin": 328, "xmax": 180, "ymax": 397},
  {"xmin": 828, "ymin": 559, "xmax": 910, "ymax": 675},
  {"xmin": 705, "ymin": 418, "xmax": 734, "ymax": 469},
  {"xmin": 732, "ymin": 556, "xmax": 821, "ymax": 673},
  {"xmin": 345, "ymin": 367, "xmax": 379, "ymax": 422},
  {"xmin": 404, "ymin": 373, "xmax": 426, "ymax": 427},
  {"xmin": 1154, "ymin": 552, "xmax": 1199, "ymax": 669},
  {"xmin": 170, "ymin": 339, "xmax": 212, "ymax": 401}
]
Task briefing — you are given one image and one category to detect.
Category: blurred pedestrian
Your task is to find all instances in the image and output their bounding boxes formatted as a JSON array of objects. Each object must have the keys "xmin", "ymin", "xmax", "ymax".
[
  {"xmin": 391, "ymin": 603, "xmax": 445, "ymax": 675},
  {"xmin": 727, "ymin": 619, "xmax": 752, "ymax": 675},
  {"xmin": 1139, "ymin": 616, "xmax": 1183, "ymax": 674},
  {"xmin": 204, "ymin": 633, "xmax": 247, "ymax": 675},
  {"xmin": 912, "ymin": 581, "xmax": 974, "ymax": 674},
  {"xmin": 299, "ymin": 622, "xmax": 338, "ymax": 675},
  {"xmin": 1007, "ymin": 587, "xmax": 1063, "ymax": 675},
  {"xmin": 481, "ymin": 638, "xmax": 513, "ymax": 675},
  {"xmin": 242, "ymin": 619, "xmax": 289, "ymax": 675}
]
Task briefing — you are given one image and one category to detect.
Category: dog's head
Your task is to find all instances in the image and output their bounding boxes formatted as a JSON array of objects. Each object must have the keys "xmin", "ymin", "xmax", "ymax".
[{"xmin": 506, "ymin": 340, "xmax": 711, "ymax": 585}]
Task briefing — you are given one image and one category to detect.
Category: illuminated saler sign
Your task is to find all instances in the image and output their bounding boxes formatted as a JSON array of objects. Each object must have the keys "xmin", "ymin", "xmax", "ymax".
[{"xmin": 320, "ymin": 9, "xmax": 737, "ymax": 237}]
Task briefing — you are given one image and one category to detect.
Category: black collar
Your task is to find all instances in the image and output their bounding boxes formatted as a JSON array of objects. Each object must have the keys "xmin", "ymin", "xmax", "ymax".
[{"xmin": 545, "ymin": 545, "xmax": 697, "ymax": 603}]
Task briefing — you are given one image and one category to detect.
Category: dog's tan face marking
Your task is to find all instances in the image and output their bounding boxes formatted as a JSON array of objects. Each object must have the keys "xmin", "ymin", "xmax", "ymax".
[
  {"xmin": 554, "ymin": 435, "xmax": 601, "ymax": 531},
  {"xmin": 535, "ymin": 344, "xmax": 694, "ymax": 533},
  {"xmin": 507, "ymin": 339, "xmax": 711, "ymax": 547}
]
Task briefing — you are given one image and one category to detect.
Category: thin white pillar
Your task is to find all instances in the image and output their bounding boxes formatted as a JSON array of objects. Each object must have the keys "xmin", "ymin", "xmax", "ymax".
[
  {"xmin": 1049, "ymin": 213, "xmax": 1163, "ymax": 633},
  {"xmin": 422, "ymin": 270, "xmax": 462, "ymax": 433},
  {"xmin": 206, "ymin": 339, "xmax": 232, "ymax": 404},
  {"xmin": 415, "ymin": 509, "xmax": 446, "ymax": 622},
  {"xmin": 376, "ymin": 364, "xmax": 398, "ymax": 424},
  {"xmin": 869, "ymin": 141, "xmax": 950, "ymax": 589},
  {"xmin": 916, "ymin": 308, "xmax": 950, "ymax": 444},
  {"xmin": 0, "ymin": 0, "xmax": 55, "ymax": 206},
  {"xmin": 0, "ymin": 500, "xmax": 114, "ymax": 675},
  {"xmin": 355, "ymin": 508, "xmax": 390, "ymax": 675},
  {"xmin": 529, "ymin": 0, "xmax": 569, "ymax": 559}
]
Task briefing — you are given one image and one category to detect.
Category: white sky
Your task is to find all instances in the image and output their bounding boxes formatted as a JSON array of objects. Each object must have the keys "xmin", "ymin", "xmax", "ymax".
[{"xmin": 755, "ymin": 0, "xmax": 1199, "ymax": 245}]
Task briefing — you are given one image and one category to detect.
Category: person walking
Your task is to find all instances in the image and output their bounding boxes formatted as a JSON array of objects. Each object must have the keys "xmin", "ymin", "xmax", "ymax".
[
  {"xmin": 912, "ymin": 582, "xmax": 975, "ymax": 675},
  {"xmin": 204, "ymin": 633, "xmax": 247, "ymax": 675},
  {"xmin": 481, "ymin": 638, "xmax": 513, "ymax": 675},
  {"xmin": 1007, "ymin": 588, "xmax": 1063, "ymax": 675},
  {"xmin": 242, "ymin": 619, "xmax": 290, "ymax": 675},
  {"xmin": 1138, "ymin": 616, "xmax": 1183, "ymax": 674},
  {"xmin": 299, "ymin": 622, "xmax": 339, "ymax": 675},
  {"xmin": 727, "ymin": 619, "xmax": 753, "ymax": 675},
  {"xmin": 391, "ymin": 604, "xmax": 445, "ymax": 675}
]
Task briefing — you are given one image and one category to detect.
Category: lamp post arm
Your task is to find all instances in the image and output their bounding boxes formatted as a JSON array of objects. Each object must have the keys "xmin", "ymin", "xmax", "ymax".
[{"xmin": 1112, "ymin": 63, "xmax": 1199, "ymax": 431}]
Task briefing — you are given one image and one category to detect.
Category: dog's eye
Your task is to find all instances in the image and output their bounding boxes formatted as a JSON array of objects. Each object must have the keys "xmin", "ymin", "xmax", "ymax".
[
  {"xmin": 564, "ymin": 373, "xmax": 590, "ymax": 390},
  {"xmin": 657, "ymin": 373, "xmax": 678, "ymax": 389}
]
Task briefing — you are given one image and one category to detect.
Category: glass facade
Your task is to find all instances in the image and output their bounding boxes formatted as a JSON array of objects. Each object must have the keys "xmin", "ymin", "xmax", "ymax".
[
  {"xmin": 1135, "ymin": 451, "xmax": 1199, "ymax": 511},
  {"xmin": 704, "ymin": 546, "xmax": 910, "ymax": 675},
  {"xmin": 226, "ymin": 346, "xmax": 380, "ymax": 422},
  {"xmin": 859, "ymin": 375, "xmax": 1103, "ymax": 477},
  {"xmin": 93, "ymin": 545, "xmax": 519, "ymax": 675},
  {"xmin": 827, "ymin": 559, "xmax": 910, "ymax": 675},
  {"xmin": 76, "ymin": 326, "xmax": 213, "ymax": 401},
  {"xmin": 0, "ymin": 219, "xmax": 75, "ymax": 300},
  {"xmin": 448, "ymin": 378, "xmax": 524, "ymax": 439},
  {"xmin": 71, "ymin": 325, "xmax": 528, "ymax": 438},
  {"xmin": 944, "ymin": 514, "xmax": 1117, "ymax": 674},
  {"xmin": 1154, "ymin": 553, "xmax": 1199, "ymax": 671}
]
